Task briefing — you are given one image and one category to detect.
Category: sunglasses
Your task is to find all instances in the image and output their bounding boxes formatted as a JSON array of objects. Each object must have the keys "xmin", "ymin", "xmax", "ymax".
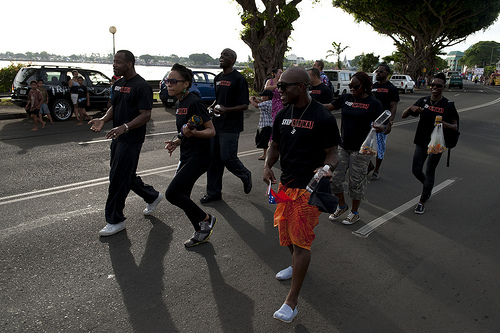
[
  {"xmin": 165, "ymin": 78, "xmax": 187, "ymax": 85},
  {"xmin": 430, "ymin": 83, "xmax": 444, "ymax": 88},
  {"xmin": 277, "ymin": 82, "xmax": 303, "ymax": 90},
  {"xmin": 348, "ymin": 84, "xmax": 362, "ymax": 90}
]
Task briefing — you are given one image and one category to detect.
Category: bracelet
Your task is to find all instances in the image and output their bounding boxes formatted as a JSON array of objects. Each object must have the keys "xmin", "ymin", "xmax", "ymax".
[
  {"xmin": 326, "ymin": 163, "xmax": 335, "ymax": 171},
  {"xmin": 123, "ymin": 123, "xmax": 129, "ymax": 133}
]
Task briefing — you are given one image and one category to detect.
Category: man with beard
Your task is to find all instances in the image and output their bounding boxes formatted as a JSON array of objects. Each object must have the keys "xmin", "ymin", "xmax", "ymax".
[
  {"xmin": 264, "ymin": 67, "xmax": 340, "ymax": 323},
  {"xmin": 201, "ymin": 48, "xmax": 252, "ymax": 203},
  {"xmin": 369, "ymin": 64, "xmax": 399, "ymax": 180},
  {"xmin": 89, "ymin": 50, "xmax": 163, "ymax": 236}
]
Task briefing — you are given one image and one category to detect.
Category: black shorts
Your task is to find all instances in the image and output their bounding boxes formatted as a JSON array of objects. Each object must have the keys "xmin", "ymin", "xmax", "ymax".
[
  {"xmin": 255, "ymin": 126, "xmax": 272, "ymax": 149},
  {"xmin": 28, "ymin": 109, "xmax": 40, "ymax": 115}
]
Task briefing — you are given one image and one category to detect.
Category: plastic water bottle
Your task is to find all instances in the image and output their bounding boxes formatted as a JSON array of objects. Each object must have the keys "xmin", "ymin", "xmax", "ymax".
[
  {"xmin": 306, "ymin": 165, "xmax": 330, "ymax": 193},
  {"xmin": 374, "ymin": 110, "xmax": 391, "ymax": 126}
]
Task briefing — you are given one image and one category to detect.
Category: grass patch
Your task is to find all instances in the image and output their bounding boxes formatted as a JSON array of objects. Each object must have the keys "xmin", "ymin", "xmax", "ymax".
[{"xmin": 0, "ymin": 99, "xmax": 14, "ymax": 106}]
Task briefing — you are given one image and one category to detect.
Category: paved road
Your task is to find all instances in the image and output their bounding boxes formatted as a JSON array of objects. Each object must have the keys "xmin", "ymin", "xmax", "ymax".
[{"xmin": 1, "ymin": 81, "xmax": 500, "ymax": 332}]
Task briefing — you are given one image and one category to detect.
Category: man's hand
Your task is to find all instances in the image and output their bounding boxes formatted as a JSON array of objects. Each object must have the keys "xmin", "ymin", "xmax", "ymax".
[
  {"xmin": 263, "ymin": 166, "xmax": 277, "ymax": 185},
  {"xmin": 89, "ymin": 118, "xmax": 105, "ymax": 132},
  {"xmin": 165, "ymin": 138, "xmax": 181, "ymax": 156}
]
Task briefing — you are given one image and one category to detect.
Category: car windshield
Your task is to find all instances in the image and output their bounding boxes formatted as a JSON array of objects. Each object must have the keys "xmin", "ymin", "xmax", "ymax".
[
  {"xmin": 14, "ymin": 68, "xmax": 37, "ymax": 84},
  {"xmin": 87, "ymin": 71, "xmax": 110, "ymax": 85}
]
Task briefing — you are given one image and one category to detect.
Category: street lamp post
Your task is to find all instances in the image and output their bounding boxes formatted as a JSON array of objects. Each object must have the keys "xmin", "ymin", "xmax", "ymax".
[{"xmin": 109, "ymin": 26, "xmax": 117, "ymax": 56}]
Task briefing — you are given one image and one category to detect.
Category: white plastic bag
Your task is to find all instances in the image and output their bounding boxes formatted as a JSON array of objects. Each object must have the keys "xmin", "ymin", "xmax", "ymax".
[
  {"xmin": 359, "ymin": 128, "xmax": 377, "ymax": 155},
  {"xmin": 427, "ymin": 123, "xmax": 446, "ymax": 154}
]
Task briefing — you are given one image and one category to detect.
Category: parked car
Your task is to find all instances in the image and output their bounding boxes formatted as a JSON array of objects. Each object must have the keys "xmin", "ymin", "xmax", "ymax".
[
  {"xmin": 323, "ymin": 70, "xmax": 356, "ymax": 97},
  {"xmin": 11, "ymin": 65, "xmax": 111, "ymax": 121},
  {"xmin": 159, "ymin": 70, "xmax": 216, "ymax": 108},
  {"xmin": 389, "ymin": 74, "xmax": 415, "ymax": 94},
  {"xmin": 447, "ymin": 74, "xmax": 463, "ymax": 89}
]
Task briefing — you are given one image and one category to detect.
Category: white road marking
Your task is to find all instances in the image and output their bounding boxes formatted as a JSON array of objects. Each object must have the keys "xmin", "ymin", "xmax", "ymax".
[
  {"xmin": 353, "ymin": 178, "xmax": 458, "ymax": 238},
  {"xmin": 78, "ymin": 131, "xmax": 178, "ymax": 145}
]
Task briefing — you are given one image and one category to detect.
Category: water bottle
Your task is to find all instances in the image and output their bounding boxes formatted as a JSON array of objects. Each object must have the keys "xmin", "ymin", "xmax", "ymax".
[
  {"xmin": 208, "ymin": 104, "xmax": 221, "ymax": 117},
  {"xmin": 374, "ymin": 110, "xmax": 391, "ymax": 126},
  {"xmin": 306, "ymin": 165, "xmax": 330, "ymax": 193}
]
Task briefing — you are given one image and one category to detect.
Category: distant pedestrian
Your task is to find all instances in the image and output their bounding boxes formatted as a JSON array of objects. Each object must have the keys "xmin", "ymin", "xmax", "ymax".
[
  {"xmin": 308, "ymin": 67, "xmax": 334, "ymax": 104},
  {"xmin": 264, "ymin": 66, "xmax": 340, "ymax": 323},
  {"xmin": 25, "ymin": 80, "xmax": 45, "ymax": 131},
  {"xmin": 68, "ymin": 70, "xmax": 82, "ymax": 125},
  {"xmin": 76, "ymin": 76, "xmax": 92, "ymax": 122},
  {"xmin": 313, "ymin": 60, "xmax": 330, "ymax": 86},
  {"xmin": 250, "ymin": 89, "xmax": 273, "ymax": 160},
  {"xmin": 264, "ymin": 68, "xmax": 284, "ymax": 122},
  {"xmin": 164, "ymin": 63, "xmax": 217, "ymax": 247},
  {"xmin": 37, "ymin": 79, "xmax": 53, "ymax": 124},
  {"xmin": 401, "ymin": 73, "xmax": 459, "ymax": 214},
  {"xmin": 200, "ymin": 48, "xmax": 252, "ymax": 203},
  {"xmin": 369, "ymin": 64, "xmax": 400, "ymax": 180},
  {"xmin": 89, "ymin": 50, "xmax": 163, "ymax": 237}
]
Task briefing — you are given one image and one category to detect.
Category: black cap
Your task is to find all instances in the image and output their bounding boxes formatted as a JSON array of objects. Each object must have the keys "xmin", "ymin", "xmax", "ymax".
[{"xmin": 259, "ymin": 90, "xmax": 274, "ymax": 98}]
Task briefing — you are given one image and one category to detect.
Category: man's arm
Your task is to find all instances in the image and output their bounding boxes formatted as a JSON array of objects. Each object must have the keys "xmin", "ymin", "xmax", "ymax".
[
  {"xmin": 89, "ymin": 106, "xmax": 114, "ymax": 132},
  {"xmin": 322, "ymin": 146, "xmax": 339, "ymax": 177},
  {"xmin": 217, "ymin": 104, "xmax": 248, "ymax": 114},
  {"xmin": 104, "ymin": 109, "xmax": 151, "ymax": 139},
  {"xmin": 263, "ymin": 141, "xmax": 280, "ymax": 185},
  {"xmin": 384, "ymin": 101, "xmax": 398, "ymax": 134}
]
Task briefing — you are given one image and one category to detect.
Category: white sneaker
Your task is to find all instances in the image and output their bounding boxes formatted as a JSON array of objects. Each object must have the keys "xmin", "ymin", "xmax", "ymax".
[
  {"xmin": 342, "ymin": 212, "xmax": 360, "ymax": 225},
  {"xmin": 275, "ymin": 266, "xmax": 293, "ymax": 281},
  {"xmin": 99, "ymin": 221, "xmax": 126, "ymax": 236},
  {"xmin": 143, "ymin": 193, "xmax": 163, "ymax": 215}
]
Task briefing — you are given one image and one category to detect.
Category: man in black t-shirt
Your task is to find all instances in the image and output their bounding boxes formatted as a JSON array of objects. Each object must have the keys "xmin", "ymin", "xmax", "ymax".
[
  {"xmin": 264, "ymin": 67, "xmax": 340, "ymax": 323},
  {"xmin": 89, "ymin": 50, "xmax": 163, "ymax": 237},
  {"xmin": 308, "ymin": 67, "xmax": 334, "ymax": 104},
  {"xmin": 370, "ymin": 64, "xmax": 400, "ymax": 180},
  {"xmin": 200, "ymin": 48, "xmax": 251, "ymax": 203}
]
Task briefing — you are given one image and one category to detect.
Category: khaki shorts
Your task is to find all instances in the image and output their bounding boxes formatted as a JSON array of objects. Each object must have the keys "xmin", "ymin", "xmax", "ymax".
[{"xmin": 71, "ymin": 94, "xmax": 78, "ymax": 104}]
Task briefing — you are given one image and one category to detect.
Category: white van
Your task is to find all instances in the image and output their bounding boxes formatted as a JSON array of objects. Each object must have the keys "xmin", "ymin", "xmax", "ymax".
[{"xmin": 323, "ymin": 70, "xmax": 356, "ymax": 97}]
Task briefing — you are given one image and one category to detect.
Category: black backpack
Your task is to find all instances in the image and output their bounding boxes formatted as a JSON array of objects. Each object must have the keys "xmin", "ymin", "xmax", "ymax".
[{"xmin": 443, "ymin": 101, "xmax": 460, "ymax": 167}]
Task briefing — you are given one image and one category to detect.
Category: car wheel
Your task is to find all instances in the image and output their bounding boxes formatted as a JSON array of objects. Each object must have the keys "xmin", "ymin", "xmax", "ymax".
[
  {"xmin": 51, "ymin": 99, "xmax": 73, "ymax": 121},
  {"xmin": 410, "ymin": 87, "xmax": 415, "ymax": 93}
]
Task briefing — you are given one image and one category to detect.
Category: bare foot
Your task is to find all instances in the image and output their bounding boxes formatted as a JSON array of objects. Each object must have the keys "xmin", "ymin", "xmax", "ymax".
[
  {"xmin": 31, "ymin": 128, "xmax": 38, "ymax": 131},
  {"xmin": 42, "ymin": 122, "xmax": 46, "ymax": 129},
  {"xmin": 258, "ymin": 155, "xmax": 266, "ymax": 160},
  {"xmin": 76, "ymin": 122, "xmax": 83, "ymax": 125}
]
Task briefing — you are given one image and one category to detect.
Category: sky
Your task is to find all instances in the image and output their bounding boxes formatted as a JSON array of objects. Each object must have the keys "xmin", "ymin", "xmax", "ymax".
[{"xmin": 2, "ymin": 0, "xmax": 499, "ymax": 63}]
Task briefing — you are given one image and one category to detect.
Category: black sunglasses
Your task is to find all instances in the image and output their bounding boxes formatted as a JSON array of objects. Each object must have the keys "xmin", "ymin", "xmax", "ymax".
[
  {"xmin": 165, "ymin": 78, "xmax": 187, "ymax": 85},
  {"xmin": 277, "ymin": 82, "xmax": 303, "ymax": 90},
  {"xmin": 430, "ymin": 83, "xmax": 444, "ymax": 88},
  {"xmin": 348, "ymin": 84, "xmax": 361, "ymax": 90}
]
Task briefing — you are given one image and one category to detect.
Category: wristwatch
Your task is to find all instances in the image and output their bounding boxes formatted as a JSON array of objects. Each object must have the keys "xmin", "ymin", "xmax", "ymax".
[{"xmin": 123, "ymin": 123, "xmax": 129, "ymax": 133}]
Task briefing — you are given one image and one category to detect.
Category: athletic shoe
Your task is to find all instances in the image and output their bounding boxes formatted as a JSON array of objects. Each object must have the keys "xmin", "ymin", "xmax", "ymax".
[
  {"xmin": 200, "ymin": 193, "xmax": 222, "ymax": 204},
  {"xmin": 273, "ymin": 304, "xmax": 298, "ymax": 323},
  {"xmin": 371, "ymin": 172, "xmax": 379, "ymax": 180},
  {"xmin": 342, "ymin": 212, "xmax": 360, "ymax": 225},
  {"xmin": 414, "ymin": 203, "xmax": 425, "ymax": 214},
  {"xmin": 99, "ymin": 221, "xmax": 126, "ymax": 236},
  {"xmin": 328, "ymin": 204, "xmax": 349, "ymax": 221},
  {"xmin": 143, "ymin": 193, "xmax": 164, "ymax": 215},
  {"xmin": 243, "ymin": 170, "xmax": 252, "ymax": 194},
  {"xmin": 184, "ymin": 215, "xmax": 217, "ymax": 247},
  {"xmin": 275, "ymin": 266, "xmax": 293, "ymax": 281}
]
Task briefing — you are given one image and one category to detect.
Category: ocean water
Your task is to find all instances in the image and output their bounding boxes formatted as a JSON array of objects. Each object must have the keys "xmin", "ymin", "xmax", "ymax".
[{"xmin": 0, "ymin": 60, "xmax": 221, "ymax": 81}]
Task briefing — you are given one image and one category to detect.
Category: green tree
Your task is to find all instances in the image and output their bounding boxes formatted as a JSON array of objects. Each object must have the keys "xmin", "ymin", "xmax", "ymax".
[
  {"xmin": 189, "ymin": 53, "xmax": 216, "ymax": 66},
  {"xmin": 459, "ymin": 41, "xmax": 500, "ymax": 68},
  {"xmin": 332, "ymin": 0, "xmax": 500, "ymax": 79},
  {"xmin": 236, "ymin": 0, "xmax": 317, "ymax": 91},
  {"xmin": 0, "ymin": 63, "xmax": 26, "ymax": 93},
  {"xmin": 140, "ymin": 54, "xmax": 155, "ymax": 64},
  {"xmin": 358, "ymin": 53, "xmax": 379, "ymax": 73},
  {"xmin": 350, "ymin": 54, "xmax": 363, "ymax": 68},
  {"xmin": 326, "ymin": 41, "xmax": 349, "ymax": 69}
]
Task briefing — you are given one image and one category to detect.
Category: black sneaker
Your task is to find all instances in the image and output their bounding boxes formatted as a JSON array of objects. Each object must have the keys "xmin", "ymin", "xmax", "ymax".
[
  {"xmin": 243, "ymin": 170, "xmax": 252, "ymax": 194},
  {"xmin": 200, "ymin": 193, "xmax": 222, "ymax": 204},
  {"xmin": 184, "ymin": 215, "xmax": 217, "ymax": 247},
  {"xmin": 414, "ymin": 203, "xmax": 425, "ymax": 214}
]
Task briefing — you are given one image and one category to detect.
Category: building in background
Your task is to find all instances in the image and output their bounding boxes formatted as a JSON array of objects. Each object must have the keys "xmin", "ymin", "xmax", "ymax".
[{"xmin": 445, "ymin": 51, "xmax": 464, "ymax": 73}]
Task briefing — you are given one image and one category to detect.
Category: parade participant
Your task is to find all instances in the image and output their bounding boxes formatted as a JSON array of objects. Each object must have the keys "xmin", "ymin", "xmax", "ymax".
[
  {"xmin": 250, "ymin": 89, "xmax": 273, "ymax": 160},
  {"xmin": 164, "ymin": 63, "xmax": 217, "ymax": 247},
  {"xmin": 264, "ymin": 67, "xmax": 340, "ymax": 323},
  {"xmin": 308, "ymin": 67, "xmax": 334, "ymax": 104},
  {"xmin": 370, "ymin": 64, "xmax": 400, "ymax": 180},
  {"xmin": 201, "ymin": 48, "xmax": 251, "ymax": 203},
  {"xmin": 326, "ymin": 72, "xmax": 383, "ymax": 225},
  {"xmin": 89, "ymin": 50, "xmax": 163, "ymax": 236},
  {"xmin": 401, "ymin": 73, "xmax": 459, "ymax": 214},
  {"xmin": 264, "ymin": 68, "xmax": 284, "ymax": 122}
]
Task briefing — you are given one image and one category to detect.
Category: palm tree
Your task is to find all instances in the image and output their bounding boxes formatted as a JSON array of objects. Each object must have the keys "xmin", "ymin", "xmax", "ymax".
[{"xmin": 326, "ymin": 42, "xmax": 350, "ymax": 69}]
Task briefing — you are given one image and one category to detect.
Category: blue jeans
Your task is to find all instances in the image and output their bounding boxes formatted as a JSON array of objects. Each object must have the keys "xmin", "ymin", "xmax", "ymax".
[
  {"xmin": 412, "ymin": 145, "xmax": 442, "ymax": 203},
  {"xmin": 206, "ymin": 132, "xmax": 250, "ymax": 196}
]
